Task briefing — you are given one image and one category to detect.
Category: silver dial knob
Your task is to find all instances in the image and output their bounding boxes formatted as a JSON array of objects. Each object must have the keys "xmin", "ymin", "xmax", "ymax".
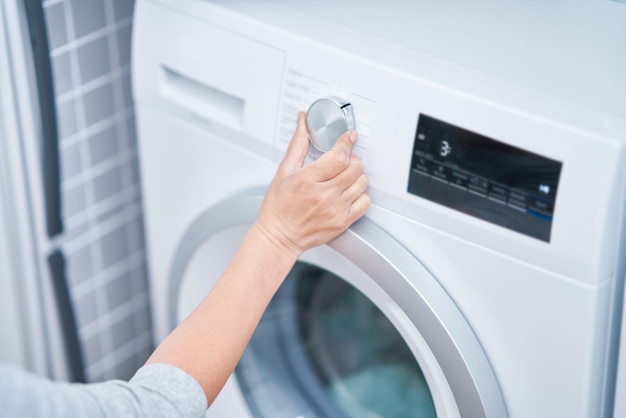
[{"xmin": 306, "ymin": 97, "xmax": 355, "ymax": 152}]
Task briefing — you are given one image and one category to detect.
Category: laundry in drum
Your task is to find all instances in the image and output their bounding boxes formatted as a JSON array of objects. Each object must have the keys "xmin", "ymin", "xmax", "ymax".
[
  {"xmin": 237, "ymin": 262, "xmax": 437, "ymax": 418},
  {"xmin": 307, "ymin": 273, "xmax": 437, "ymax": 418}
]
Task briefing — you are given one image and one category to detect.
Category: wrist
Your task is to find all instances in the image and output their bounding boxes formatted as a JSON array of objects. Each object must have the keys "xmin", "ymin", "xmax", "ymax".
[{"xmin": 250, "ymin": 220, "xmax": 303, "ymax": 264}]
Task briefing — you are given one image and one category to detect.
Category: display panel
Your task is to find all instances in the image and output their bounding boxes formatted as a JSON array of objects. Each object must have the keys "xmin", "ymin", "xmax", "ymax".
[{"xmin": 408, "ymin": 114, "xmax": 562, "ymax": 242}]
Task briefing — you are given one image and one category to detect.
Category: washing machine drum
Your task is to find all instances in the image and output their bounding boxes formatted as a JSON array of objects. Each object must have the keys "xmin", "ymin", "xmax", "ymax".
[{"xmin": 236, "ymin": 262, "xmax": 436, "ymax": 418}]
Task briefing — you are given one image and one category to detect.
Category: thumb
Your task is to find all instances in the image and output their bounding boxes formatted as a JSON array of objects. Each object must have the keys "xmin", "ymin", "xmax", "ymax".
[
  {"xmin": 310, "ymin": 130, "xmax": 358, "ymax": 182},
  {"xmin": 276, "ymin": 112, "xmax": 309, "ymax": 178}
]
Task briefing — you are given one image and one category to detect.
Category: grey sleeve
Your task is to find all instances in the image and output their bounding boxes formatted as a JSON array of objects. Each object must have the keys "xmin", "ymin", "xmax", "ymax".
[{"xmin": 0, "ymin": 363, "xmax": 207, "ymax": 418}]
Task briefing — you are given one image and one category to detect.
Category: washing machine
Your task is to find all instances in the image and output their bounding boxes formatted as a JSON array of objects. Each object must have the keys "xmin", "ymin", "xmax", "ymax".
[{"xmin": 132, "ymin": 1, "xmax": 626, "ymax": 417}]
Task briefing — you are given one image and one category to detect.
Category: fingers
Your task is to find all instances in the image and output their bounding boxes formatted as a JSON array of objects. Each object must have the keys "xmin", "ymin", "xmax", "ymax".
[
  {"xmin": 338, "ymin": 166, "xmax": 370, "ymax": 223},
  {"xmin": 346, "ymin": 193, "xmax": 372, "ymax": 225},
  {"xmin": 276, "ymin": 112, "xmax": 310, "ymax": 178},
  {"xmin": 341, "ymin": 169, "xmax": 369, "ymax": 201},
  {"xmin": 333, "ymin": 153, "xmax": 365, "ymax": 195},
  {"xmin": 305, "ymin": 129, "xmax": 368, "ymax": 215},
  {"xmin": 309, "ymin": 130, "xmax": 357, "ymax": 182},
  {"xmin": 278, "ymin": 113, "xmax": 358, "ymax": 184}
]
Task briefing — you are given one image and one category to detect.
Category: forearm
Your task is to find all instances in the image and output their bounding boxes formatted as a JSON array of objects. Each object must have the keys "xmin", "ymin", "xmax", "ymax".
[{"xmin": 145, "ymin": 223, "xmax": 300, "ymax": 405}]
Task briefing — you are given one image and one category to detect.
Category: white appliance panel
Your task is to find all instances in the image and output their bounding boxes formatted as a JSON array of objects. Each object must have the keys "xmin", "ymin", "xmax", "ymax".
[{"xmin": 132, "ymin": 1, "xmax": 626, "ymax": 417}]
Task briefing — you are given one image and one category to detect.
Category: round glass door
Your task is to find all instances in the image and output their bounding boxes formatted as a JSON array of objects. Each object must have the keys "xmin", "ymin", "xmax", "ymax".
[
  {"xmin": 173, "ymin": 195, "xmax": 507, "ymax": 417},
  {"xmin": 235, "ymin": 262, "xmax": 437, "ymax": 418}
]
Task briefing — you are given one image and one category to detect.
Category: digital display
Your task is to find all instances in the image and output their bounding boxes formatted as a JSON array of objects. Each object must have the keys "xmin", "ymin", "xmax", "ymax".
[{"xmin": 408, "ymin": 114, "xmax": 562, "ymax": 242}]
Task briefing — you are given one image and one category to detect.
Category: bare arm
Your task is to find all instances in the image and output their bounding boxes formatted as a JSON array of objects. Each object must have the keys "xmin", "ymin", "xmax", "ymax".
[{"xmin": 145, "ymin": 111, "xmax": 370, "ymax": 406}]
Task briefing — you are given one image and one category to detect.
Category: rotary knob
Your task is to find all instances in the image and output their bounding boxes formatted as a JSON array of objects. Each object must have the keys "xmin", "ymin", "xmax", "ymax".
[{"xmin": 306, "ymin": 97, "xmax": 355, "ymax": 152}]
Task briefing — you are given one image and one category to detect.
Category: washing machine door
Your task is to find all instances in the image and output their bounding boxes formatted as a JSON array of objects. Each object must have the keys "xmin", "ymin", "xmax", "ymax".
[{"xmin": 170, "ymin": 190, "xmax": 507, "ymax": 418}]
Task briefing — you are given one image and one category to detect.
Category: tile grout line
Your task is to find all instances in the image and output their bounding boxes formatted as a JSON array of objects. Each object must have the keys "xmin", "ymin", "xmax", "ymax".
[
  {"xmin": 86, "ymin": 330, "xmax": 152, "ymax": 381},
  {"xmin": 63, "ymin": 195, "xmax": 143, "ymax": 254},
  {"xmin": 61, "ymin": 145, "xmax": 138, "ymax": 192},
  {"xmin": 59, "ymin": 106, "xmax": 133, "ymax": 149},
  {"xmin": 78, "ymin": 286, "xmax": 149, "ymax": 340},
  {"xmin": 72, "ymin": 249, "xmax": 147, "ymax": 301},
  {"xmin": 55, "ymin": 65, "xmax": 131, "ymax": 107},
  {"xmin": 49, "ymin": 16, "xmax": 132, "ymax": 59}
]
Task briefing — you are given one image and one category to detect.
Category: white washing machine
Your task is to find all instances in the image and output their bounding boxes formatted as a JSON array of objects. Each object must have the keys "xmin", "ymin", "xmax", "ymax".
[{"xmin": 132, "ymin": 1, "xmax": 626, "ymax": 417}]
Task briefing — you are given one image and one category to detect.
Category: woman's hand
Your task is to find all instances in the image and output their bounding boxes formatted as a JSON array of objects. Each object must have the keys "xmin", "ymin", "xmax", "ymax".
[
  {"xmin": 254, "ymin": 111, "xmax": 371, "ymax": 256},
  {"xmin": 147, "ymin": 111, "xmax": 370, "ymax": 406}
]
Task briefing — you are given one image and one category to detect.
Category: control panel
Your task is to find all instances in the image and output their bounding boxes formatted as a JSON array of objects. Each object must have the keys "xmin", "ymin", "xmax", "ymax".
[{"xmin": 408, "ymin": 115, "xmax": 562, "ymax": 242}]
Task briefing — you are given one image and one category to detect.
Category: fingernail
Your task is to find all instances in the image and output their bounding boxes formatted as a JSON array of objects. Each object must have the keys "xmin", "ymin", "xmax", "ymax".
[{"xmin": 349, "ymin": 131, "xmax": 358, "ymax": 144}]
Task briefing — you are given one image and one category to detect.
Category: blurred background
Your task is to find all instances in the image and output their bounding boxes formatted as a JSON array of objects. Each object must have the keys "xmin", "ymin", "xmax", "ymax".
[{"xmin": 0, "ymin": 0, "xmax": 152, "ymax": 383}]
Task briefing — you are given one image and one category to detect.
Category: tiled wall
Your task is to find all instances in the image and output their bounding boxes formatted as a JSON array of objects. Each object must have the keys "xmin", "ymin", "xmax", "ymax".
[{"xmin": 42, "ymin": 0, "xmax": 153, "ymax": 382}]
